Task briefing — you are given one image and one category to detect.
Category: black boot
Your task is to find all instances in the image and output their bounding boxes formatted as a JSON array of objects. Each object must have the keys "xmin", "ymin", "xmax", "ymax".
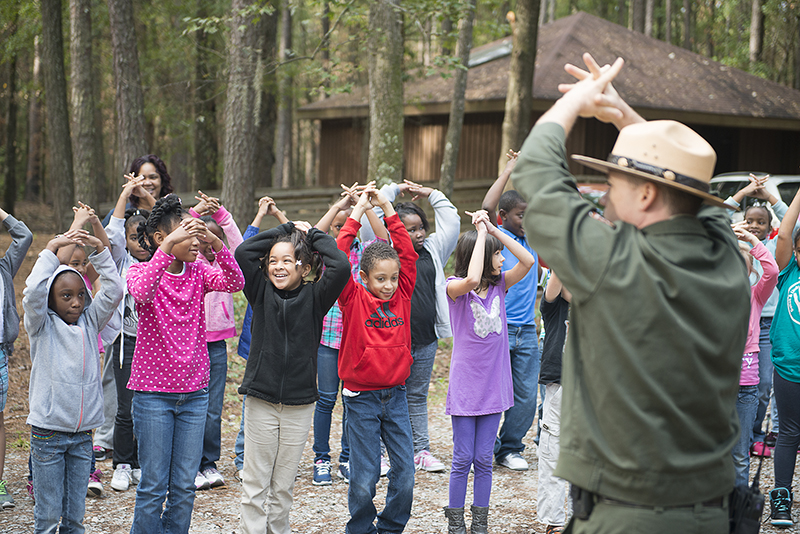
[
  {"xmin": 770, "ymin": 487, "xmax": 794, "ymax": 528},
  {"xmin": 470, "ymin": 505, "xmax": 489, "ymax": 534},
  {"xmin": 443, "ymin": 506, "xmax": 466, "ymax": 534}
]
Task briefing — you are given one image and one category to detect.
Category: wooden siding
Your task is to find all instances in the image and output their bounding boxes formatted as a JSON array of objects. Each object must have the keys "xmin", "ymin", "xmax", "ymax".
[{"xmin": 319, "ymin": 118, "xmax": 368, "ymax": 186}]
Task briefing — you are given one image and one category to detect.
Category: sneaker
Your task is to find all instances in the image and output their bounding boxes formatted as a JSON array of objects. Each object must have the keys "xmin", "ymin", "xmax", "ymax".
[
  {"xmin": 87, "ymin": 469, "xmax": 103, "ymax": 497},
  {"xmin": 236, "ymin": 470, "xmax": 244, "ymax": 483},
  {"xmin": 313, "ymin": 460, "xmax": 333, "ymax": 486},
  {"xmin": 770, "ymin": 487, "xmax": 794, "ymax": 527},
  {"xmin": 110, "ymin": 464, "xmax": 132, "ymax": 491},
  {"xmin": 131, "ymin": 468, "xmax": 141, "ymax": 485},
  {"xmin": 765, "ymin": 431, "xmax": 778, "ymax": 448},
  {"xmin": 93, "ymin": 446, "xmax": 112, "ymax": 462},
  {"xmin": 194, "ymin": 471, "xmax": 211, "ymax": 491},
  {"xmin": 0, "ymin": 480, "xmax": 15, "ymax": 509},
  {"xmin": 202, "ymin": 468, "xmax": 225, "ymax": 488},
  {"xmin": 751, "ymin": 442, "xmax": 772, "ymax": 457},
  {"xmin": 338, "ymin": 462, "xmax": 350, "ymax": 484},
  {"xmin": 545, "ymin": 526, "xmax": 563, "ymax": 534},
  {"xmin": 26, "ymin": 479, "xmax": 34, "ymax": 502},
  {"xmin": 414, "ymin": 450, "xmax": 446, "ymax": 472},
  {"xmin": 497, "ymin": 452, "xmax": 529, "ymax": 471},
  {"xmin": 380, "ymin": 455, "xmax": 390, "ymax": 477}
]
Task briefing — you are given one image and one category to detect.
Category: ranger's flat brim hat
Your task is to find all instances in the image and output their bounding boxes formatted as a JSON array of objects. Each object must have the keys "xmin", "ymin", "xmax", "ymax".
[{"xmin": 572, "ymin": 120, "xmax": 731, "ymax": 210}]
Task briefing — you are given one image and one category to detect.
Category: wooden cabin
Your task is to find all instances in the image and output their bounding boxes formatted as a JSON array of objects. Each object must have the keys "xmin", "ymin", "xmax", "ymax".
[{"xmin": 298, "ymin": 12, "xmax": 800, "ymax": 186}]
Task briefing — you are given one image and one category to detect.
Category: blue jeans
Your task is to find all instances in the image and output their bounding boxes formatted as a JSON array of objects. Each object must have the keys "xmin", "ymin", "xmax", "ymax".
[
  {"xmin": 313, "ymin": 344, "xmax": 349, "ymax": 463},
  {"xmin": 30, "ymin": 427, "xmax": 93, "ymax": 534},
  {"xmin": 344, "ymin": 386, "xmax": 414, "ymax": 534},
  {"xmin": 406, "ymin": 341, "xmax": 438, "ymax": 455},
  {"xmin": 495, "ymin": 324, "xmax": 540, "ymax": 461},
  {"xmin": 131, "ymin": 388, "xmax": 208, "ymax": 534},
  {"xmin": 733, "ymin": 385, "xmax": 759, "ymax": 487},
  {"xmin": 200, "ymin": 340, "xmax": 227, "ymax": 471},
  {"xmin": 754, "ymin": 317, "xmax": 778, "ymax": 441},
  {"xmin": 234, "ymin": 395, "xmax": 245, "ymax": 471}
]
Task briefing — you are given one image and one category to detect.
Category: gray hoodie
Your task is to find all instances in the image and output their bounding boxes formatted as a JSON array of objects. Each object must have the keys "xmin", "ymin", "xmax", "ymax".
[{"xmin": 23, "ymin": 247, "xmax": 123, "ymax": 433}]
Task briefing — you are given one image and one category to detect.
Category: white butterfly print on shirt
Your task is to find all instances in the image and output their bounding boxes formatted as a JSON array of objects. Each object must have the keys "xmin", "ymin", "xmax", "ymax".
[{"xmin": 471, "ymin": 296, "xmax": 502, "ymax": 338}]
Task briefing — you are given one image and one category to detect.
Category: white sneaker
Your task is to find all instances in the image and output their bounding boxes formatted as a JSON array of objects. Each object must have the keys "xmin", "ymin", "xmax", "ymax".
[
  {"xmin": 497, "ymin": 452, "xmax": 528, "ymax": 471},
  {"xmin": 380, "ymin": 455, "xmax": 390, "ymax": 477},
  {"xmin": 110, "ymin": 464, "xmax": 132, "ymax": 491},
  {"xmin": 131, "ymin": 468, "xmax": 141, "ymax": 485},
  {"xmin": 202, "ymin": 467, "xmax": 225, "ymax": 488},
  {"xmin": 194, "ymin": 471, "xmax": 211, "ymax": 491}
]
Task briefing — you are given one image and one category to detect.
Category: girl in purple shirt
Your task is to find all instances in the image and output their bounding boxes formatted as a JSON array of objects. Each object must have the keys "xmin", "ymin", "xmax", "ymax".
[{"xmin": 444, "ymin": 210, "xmax": 534, "ymax": 534}]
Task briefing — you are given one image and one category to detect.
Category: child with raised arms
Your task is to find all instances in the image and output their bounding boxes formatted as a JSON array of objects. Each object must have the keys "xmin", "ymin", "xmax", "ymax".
[
  {"xmin": 443, "ymin": 209, "xmax": 534, "ymax": 534},
  {"xmin": 234, "ymin": 210, "xmax": 350, "ymax": 534},
  {"xmin": 24, "ymin": 227, "xmax": 123, "ymax": 532},
  {"xmin": 336, "ymin": 186, "xmax": 417, "ymax": 534},
  {"xmin": 127, "ymin": 194, "xmax": 244, "ymax": 534},
  {"xmin": 105, "ymin": 174, "xmax": 151, "ymax": 492}
]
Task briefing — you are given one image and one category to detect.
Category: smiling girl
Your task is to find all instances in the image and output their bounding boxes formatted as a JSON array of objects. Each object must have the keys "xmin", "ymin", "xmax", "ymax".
[
  {"xmin": 126, "ymin": 194, "xmax": 244, "ymax": 534},
  {"xmin": 234, "ymin": 218, "xmax": 349, "ymax": 534}
]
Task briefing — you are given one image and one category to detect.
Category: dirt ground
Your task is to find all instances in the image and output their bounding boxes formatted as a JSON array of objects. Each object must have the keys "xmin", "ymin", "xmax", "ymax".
[{"xmin": 0, "ymin": 201, "xmax": 796, "ymax": 533}]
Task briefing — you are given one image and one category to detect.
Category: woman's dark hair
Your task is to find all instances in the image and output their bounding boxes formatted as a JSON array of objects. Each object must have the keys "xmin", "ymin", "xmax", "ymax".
[
  {"xmin": 137, "ymin": 194, "xmax": 186, "ymax": 255},
  {"xmin": 124, "ymin": 207, "xmax": 150, "ymax": 233},
  {"xmin": 395, "ymin": 202, "xmax": 429, "ymax": 232},
  {"xmin": 453, "ymin": 230, "xmax": 503, "ymax": 289},
  {"xmin": 128, "ymin": 154, "xmax": 174, "ymax": 208},
  {"xmin": 260, "ymin": 227, "xmax": 322, "ymax": 283},
  {"xmin": 360, "ymin": 241, "xmax": 400, "ymax": 274}
]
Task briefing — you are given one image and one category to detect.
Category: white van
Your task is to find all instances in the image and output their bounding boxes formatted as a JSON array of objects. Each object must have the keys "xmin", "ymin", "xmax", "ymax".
[{"xmin": 710, "ymin": 172, "xmax": 800, "ymax": 222}]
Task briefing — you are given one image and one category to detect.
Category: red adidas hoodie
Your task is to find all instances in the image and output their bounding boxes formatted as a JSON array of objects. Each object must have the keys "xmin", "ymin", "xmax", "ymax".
[{"xmin": 337, "ymin": 213, "xmax": 418, "ymax": 391}]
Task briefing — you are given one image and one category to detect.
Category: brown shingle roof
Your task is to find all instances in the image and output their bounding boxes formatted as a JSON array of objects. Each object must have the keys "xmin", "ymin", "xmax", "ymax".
[{"xmin": 299, "ymin": 11, "xmax": 800, "ymax": 123}]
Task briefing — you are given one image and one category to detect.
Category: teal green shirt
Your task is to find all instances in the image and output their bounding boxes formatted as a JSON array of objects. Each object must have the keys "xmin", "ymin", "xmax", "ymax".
[
  {"xmin": 770, "ymin": 261, "xmax": 800, "ymax": 383},
  {"xmin": 512, "ymin": 122, "xmax": 750, "ymax": 506}
]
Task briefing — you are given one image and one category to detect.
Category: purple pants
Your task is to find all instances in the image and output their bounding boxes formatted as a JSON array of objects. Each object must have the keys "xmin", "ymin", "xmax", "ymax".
[{"xmin": 449, "ymin": 413, "xmax": 502, "ymax": 508}]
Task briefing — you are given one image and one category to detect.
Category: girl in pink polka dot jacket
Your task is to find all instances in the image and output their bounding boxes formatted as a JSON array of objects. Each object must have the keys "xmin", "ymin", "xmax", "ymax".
[{"xmin": 125, "ymin": 194, "xmax": 244, "ymax": 534}]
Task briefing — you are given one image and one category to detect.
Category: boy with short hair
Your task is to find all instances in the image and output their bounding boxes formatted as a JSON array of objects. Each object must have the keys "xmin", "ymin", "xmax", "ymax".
[
  {"xmin": 23, "ymin": 229, "xmax": 123, "ymax": 532},
  {"xmin": 482, "ymin": 167, "xmax": 542, "ymax": 471},
  {"xmin": 0, "ymin": 207, "xmax": 33, "ymax": 509},
  {"xmin": 336, "ymin": 185, "xmax": 417, "ymax": 534}
]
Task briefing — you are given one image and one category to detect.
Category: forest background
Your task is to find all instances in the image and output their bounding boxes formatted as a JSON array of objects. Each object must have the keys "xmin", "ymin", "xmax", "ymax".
[{"xmin": 1, "ymin": 0, "xmax": 799, "ymax": 229}]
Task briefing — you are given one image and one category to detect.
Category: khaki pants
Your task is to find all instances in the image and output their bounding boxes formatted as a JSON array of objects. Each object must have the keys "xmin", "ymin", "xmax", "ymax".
[
  {"xmin": 564, "ymin": 497, "xmax": 729, "ymax": 534},
  {"xmin": 240, "ymin": 397, "xmax": 315, "ymax": 534},
  {"xmin": 537, "ymin": 383, "xmax": 570, "ymax": 526}
]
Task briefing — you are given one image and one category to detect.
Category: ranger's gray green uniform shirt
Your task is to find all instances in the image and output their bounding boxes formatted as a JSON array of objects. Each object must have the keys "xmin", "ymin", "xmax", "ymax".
[{"xmin": 512, "ymin": 122, "xmax": 750, "ymax": 506}]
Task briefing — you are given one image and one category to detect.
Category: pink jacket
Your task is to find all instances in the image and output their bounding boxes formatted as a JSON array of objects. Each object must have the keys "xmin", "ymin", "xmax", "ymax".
[
  {"xmin": 741, "ymin": 241, "xmax": 778, "ymax": 385},
  {"xmin": 190, "ymin": 206, "xmax": 244, "ymax": 342}
]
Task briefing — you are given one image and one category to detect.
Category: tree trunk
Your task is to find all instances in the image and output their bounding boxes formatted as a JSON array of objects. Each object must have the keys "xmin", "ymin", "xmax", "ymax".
[
  {"xmin": 367, "ymin": 0, "xmax": 404, "ymax": 187},
  {"xmin": 26, "ymin": 37, "xmax": 43, "ymax": 202},
  {"xmin": 438, "ymin": 0, "xmax": 476, "ymax": 198},
  {"xmin": 255, "ymin": 10, "xmax": 279, "ymax": 189},
  {"xmin": 40, "ymin": 0, "xmax": 75, "ymax": 228},
  {"xmin": 441, "ymin": 16, "xmax": 453, "ymax": 55},
  {"xmin": 665, "ymin": 0, "xmax": 672, "ymax": 44},
  {"xmin": 645, "ymin": 0, "xmax": 655, "ymax": 37},
  {"xmin": 274, "ymin": 0, "xmax": 293, "ymax": 188},
  {"xmin": 498, "ymin": 0, "xmax": 540, "ymax": 175},
  {"xmin": 749, "ymin": 0, "xmax": 764, "ymax": 65},
  {"xmin": 548, "ymin": 0, "xmax": 554, "ymax": 23},
  {"xmin": 682, "ymin": 0, "xmax": 692, "ymax": 50},
  {"xmin": 222, "ymin": 0, "xmax": 264, "ymax": 228},
  {"xmin": 630, "ymin": 0, "xmax": 645, "ymax": 32},
  {"xmin": 107, "ymin": 0, "xmax": 148, "ymax": 176},
  {"xmin": 5, "ymin": 55, "xmax": 17, "ymax": 214},
  {"xmin": 618, "ymin": 0, "xmax": 625, "ymax": 25},
  {"xmin": 193, "ymin": 5, "xmax": 219, "ymax": 191},
  {"xmin": 70, "ymin": 0, "xmax": 98, "ymax": 208},
  {"xmin": 795, "ymin": 14, "xmax": 800, "ymax": 90}
]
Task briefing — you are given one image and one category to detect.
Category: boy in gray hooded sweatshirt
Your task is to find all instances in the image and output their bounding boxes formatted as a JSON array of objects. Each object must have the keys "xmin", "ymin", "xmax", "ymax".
[{"xmin": 23, "ymin": 228, "xmax": 123, "ymax": 534}]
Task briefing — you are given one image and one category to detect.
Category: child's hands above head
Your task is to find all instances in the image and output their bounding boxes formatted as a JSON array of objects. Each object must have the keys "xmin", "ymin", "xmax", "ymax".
[
  {"xmin": 740, "ymin": 173, "xmax": 771, "ymax": 201},
  {"xmin": 403, "ymin": 180, "xmax": 434, "ymax": 201},
  {"xmin": 72, "ymin": 202, "xmax": 97, "ymax": 228},
  {"xmin": 46, "ymin": 230, "xmax": 84, "ymax": 253},
  {"xmin": 70, "ymin": 228, "xmax": 104, "ymax": 253},
  {"xmin": 466, "ymin": 210, "xmax": 491, "ymax": 234},
  {"xmin": 194, "ymin": 191, "xmax": 221, "ymax": 216},
  {"xmin": 293, "ymin": 221, "xmax": 313, "ymax": 234},
  {"xmin": 732, "ymin": 221, "xmax": 760, "ymax": 246},
  {"xmin": 501, "ymin": 150, "xmax": 519, "ymax": 175},
  {"xmin": 257, "ymin": 196, "xmax": 276, "ymax": 218}
]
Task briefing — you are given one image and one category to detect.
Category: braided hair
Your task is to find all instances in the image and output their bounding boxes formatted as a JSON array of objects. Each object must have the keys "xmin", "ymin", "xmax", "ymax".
[
  {"xmin": 260, "ymin": 227, "xmax": 322, "ymax": 284},
  {"xmin": 124, "ymin": 207, "xmax": 150, "ymax": 234},
  {"xmin": 137, "ymin": 194, "xmax": 186, "ymax": 256}
]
